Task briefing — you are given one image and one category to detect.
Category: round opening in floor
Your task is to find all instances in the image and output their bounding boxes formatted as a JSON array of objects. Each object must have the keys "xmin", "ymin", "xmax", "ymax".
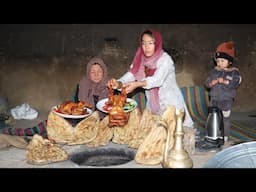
[{"xmin": 70, "ymin": 148, "xmax": 135, "ymax": 167}]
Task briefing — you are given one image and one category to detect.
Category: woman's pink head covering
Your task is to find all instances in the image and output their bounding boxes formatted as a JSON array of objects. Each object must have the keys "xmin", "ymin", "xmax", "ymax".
[
  {"xmin": 130, "ymin": 29, "xmax": 163, "ymax": 78},
  {"xmin": 129, "ymin": 29, "xmax": 164, "ymax": 114}
]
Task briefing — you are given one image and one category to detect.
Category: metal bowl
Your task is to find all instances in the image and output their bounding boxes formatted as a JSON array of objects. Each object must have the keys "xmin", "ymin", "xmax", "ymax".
[{"xmin": 204, "ymin": 141, "xmax": 256, "ymax": 168}]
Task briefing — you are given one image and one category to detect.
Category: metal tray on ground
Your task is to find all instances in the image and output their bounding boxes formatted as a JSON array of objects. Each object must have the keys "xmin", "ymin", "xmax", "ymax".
[{"xmin": 204, "ymin": 141, "xmax": 256, "ymax": 168}]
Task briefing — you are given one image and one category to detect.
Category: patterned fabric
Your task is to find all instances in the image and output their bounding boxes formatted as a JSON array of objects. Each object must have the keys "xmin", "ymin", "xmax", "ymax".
[
  {"xmin": 180, "ymin": 85, "xmax": 209, "ymax": 133},
  {"xmin": 2, "ymin": 120, "xmax": 47, "ymax": 138},
  {"xmin": 229, "ymin": 120, "xmax": 256, "ymax": 142}
]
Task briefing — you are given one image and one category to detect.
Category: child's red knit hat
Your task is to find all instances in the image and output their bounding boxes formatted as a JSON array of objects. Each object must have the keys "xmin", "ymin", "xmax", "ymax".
[{"xmin": 215, "ymin": 41, "xmax": 235, "ymax": 63}]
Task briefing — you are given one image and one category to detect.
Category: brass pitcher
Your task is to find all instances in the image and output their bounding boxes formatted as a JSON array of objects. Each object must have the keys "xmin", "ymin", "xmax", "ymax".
[{"xmin": 162, "ymin": 108, "xmax": 193, "ymax": 168}]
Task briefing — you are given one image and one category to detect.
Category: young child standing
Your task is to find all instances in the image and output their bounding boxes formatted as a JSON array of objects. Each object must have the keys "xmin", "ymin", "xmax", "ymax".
[{"xmin": 205, "ymin": 41, "xmax": 242, "ymax": 142}]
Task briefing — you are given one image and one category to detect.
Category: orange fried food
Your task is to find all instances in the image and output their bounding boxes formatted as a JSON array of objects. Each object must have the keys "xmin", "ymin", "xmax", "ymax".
[
  {"xmin": 108, "ymin": 85, "xmax": 114, "ymax": 105},
  {"xmin": 77, "ymin": 101, "xmax": 93, "ymax": 109},
  {"xmin": 58, "ymin": 101, "xmax": 92, "ymax": 115},
  {"xmin": 72, "ymin": 107, "xmax": 86, "ymax": 115},
  {"xmin": 109, "ymin": 87, "xmax": 129, "ymax": 127},
  {"xmin": 58, "ymin": 101, "xmax": 76, "ymax": 114},
  {"xmin": 109, "ymin": 106, "xmax": 129, "ymax": 127}
]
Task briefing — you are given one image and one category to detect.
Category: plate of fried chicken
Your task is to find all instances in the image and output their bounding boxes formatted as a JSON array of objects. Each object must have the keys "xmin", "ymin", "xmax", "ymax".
[{"xmin": 52, "ymin": 101, "xmax": 93, "ymax": 119}]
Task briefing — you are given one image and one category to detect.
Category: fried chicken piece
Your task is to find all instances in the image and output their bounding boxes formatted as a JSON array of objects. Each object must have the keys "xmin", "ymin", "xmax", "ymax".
[
  {"xmin": 108, "ymin": 87, "xmax": 129, "ymax": 127},
  {"xmin": 57, "ymin": 101, "xmax": 92, "ymax": 115},
  {"xmin": 58, "ymin": 101, "xmax": 77, "ymax": 114}
]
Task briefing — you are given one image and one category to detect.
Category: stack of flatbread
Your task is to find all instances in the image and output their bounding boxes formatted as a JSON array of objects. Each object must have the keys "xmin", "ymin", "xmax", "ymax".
[
  {"xmin": 46, "ymin": 111, "xmax": 99, "ymax": 145},
  {"xmin": 112, "ymin": 108, "xmax": 141, "ymax": 145},
  {"xmin": 134, "ymin": 105, "xmax": 196, "ymax": 165},
  {"xmin": 128, "ymin": 108, "xmax": 160, "ymax": 149},
  {"xmin": 26, "ymin": 134, "xmax": 68, "ymax": 165},
  {"xmin": 86, "ymin": 115, "xmax": 114, "ymax": 147},
  {"xmin": 135, "ymin": 105, "xmax": 176, "ymax": 165}
]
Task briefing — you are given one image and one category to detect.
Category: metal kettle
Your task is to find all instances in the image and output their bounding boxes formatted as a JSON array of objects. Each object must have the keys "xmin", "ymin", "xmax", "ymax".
[{"xmin": 205, "ymin": 106, "xmax": 224, "ymax": 142}]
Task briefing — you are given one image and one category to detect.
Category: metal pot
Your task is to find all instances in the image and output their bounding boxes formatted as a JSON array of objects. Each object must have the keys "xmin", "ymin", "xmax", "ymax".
[{"xmin": 205, "ymin": 106, "xmax": 224, "ymax": 141}]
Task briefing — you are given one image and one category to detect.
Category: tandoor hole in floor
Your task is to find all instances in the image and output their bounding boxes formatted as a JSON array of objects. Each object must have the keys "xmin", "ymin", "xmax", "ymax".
[{"xmin": 69, "ymin": 148, "xmax": 135, "ymax": 167}]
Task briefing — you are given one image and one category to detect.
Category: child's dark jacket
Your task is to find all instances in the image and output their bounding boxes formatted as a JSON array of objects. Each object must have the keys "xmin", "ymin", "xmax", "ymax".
[{"xmin": 205, "ymin": 66, "xmax": 241, "ymax": 101}]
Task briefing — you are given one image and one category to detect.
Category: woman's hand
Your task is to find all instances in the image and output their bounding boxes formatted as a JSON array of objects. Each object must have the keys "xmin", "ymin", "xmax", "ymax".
[
  {"xmin": 107, "ymin": 78, "xmax": 119, "ymax": 89},
  {"xmin": 124, "ymin": 80, "xmax": 146, "ymax": 94}
]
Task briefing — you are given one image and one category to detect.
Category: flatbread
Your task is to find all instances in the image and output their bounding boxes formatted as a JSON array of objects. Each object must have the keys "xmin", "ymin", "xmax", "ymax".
[
  {"xmin": 0, "ymin": 134, "xmax": 28, "ymax": 149},
  {"xmin": 135, "ymin": 106, "xmax": 176, "ymax": 165},
  {"xmin": 69, "ymin": 111, "xmax": 99, "ymax": 145},
  {"xmin": 87, "ymin": 115, "xmax": 113, "ymax": 147},
  {"xmin": 112, "ymin": 108, "xmax": 141, "ymax": 145},
  {"xmin": 46, "ymin": 112, "xmax": 74, "ymax": 144},
  {"xmin": 135, "ymin": 125, "xmax": 166, "ymax": 165},
  {"xmin": 160, "ymin": 105, "xmax": 176, "ymax": 151},
  {"xmin": 128, "ymin": 109, "xmax": 159, "ymax": 149},
  {"xmin": 46, "ymin": 111, "xmax": 99, "ymax": 145},
  {"xmin": 26, "ymin": 134, "xmax": 68, "ymax": 165}
]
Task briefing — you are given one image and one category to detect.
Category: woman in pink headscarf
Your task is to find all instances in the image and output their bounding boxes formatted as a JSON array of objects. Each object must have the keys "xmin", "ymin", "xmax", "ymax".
[{"xmin": 108, "ymin": 29, "xmax": 194, "ymax": 128}]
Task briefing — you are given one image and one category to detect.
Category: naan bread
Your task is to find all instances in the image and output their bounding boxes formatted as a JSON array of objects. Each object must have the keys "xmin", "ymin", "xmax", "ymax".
[
  {"xmin": 112, "ymin": 108, "xmax": 141, "ymax": 145},
  {"xmin": 69, "ymin": 111, "xmax": 99, "ymax": 145},
  {"xmin": 87, "ymin": 115, "xmax": 113, "ymax": 147},
  {"xmin": 135, "ymin": 106, "xmax": 176, "ymax": 165},
  {"xmin": 46, "ymin": 111, "xmax": 99, "ymax": 145},
  {"xmin": 26, "ymin": 134, "xmax": 68, "ymax": 165},
  {"xmin": 0, "ymin": 134, "xmax": 28, "ymax": 149},
  {"xmin": 128, "ymin": 109, "xmax": 159, "ymax": 149},
  {"xmin": 134, "ymin": 124, "xmax": 167, "ymax": 165},
  {"xmin": 160, "ymin": 105, "xmax": 176, "ymax": 151},
  {"xmin": 46, "ymin": 112, "xmax": 74, "ymax": 144}
]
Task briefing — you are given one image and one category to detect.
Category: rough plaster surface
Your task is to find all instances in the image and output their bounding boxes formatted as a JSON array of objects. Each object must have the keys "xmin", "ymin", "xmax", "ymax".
[{"xmin": 0, "ymin": 24, "xmax": 256, "ymax": 112}]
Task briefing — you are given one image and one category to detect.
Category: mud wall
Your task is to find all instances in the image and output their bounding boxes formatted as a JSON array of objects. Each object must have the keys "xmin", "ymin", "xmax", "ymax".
[{"xmin": 0, "ymin": 24, "xmax": 255, "ymax": 113}]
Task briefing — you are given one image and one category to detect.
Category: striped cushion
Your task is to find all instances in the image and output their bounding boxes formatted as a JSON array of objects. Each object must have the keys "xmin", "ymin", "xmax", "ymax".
[{"xmin": 180, "ymin": 85, "xmax": 209, "ymax": 133}]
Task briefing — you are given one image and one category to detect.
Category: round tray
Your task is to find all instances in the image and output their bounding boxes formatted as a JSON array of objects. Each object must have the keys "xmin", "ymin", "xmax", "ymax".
[{"xmin": 204, "ymin": 141, "xmax": 256, "ymax": 168}]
